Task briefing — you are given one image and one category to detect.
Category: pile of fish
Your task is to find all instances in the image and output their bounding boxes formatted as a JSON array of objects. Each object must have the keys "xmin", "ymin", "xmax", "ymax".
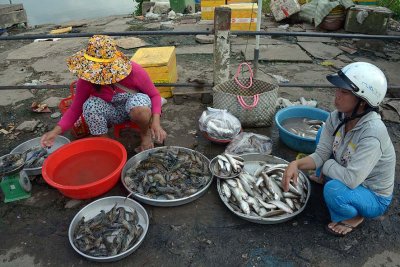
[
  {"xmin": 282, "ymin": 118, "xmax": 324, "ymax": 139},
  {"xmin": 211, "ymin": 153, "xmax": 244, "ymax": 178},
  {"xmin": 124, "ymin": 147, "xmax": 211, "ymax": 200},
  {"xmin": 23, "ymin": 146, "xmax": 48, "ymax": 168},
  {"xmin": 205, "ymin": 118, "xmax": 240, "ymax": 140},
  {"xmin": 219, "ymin": 163, "xmax": 308, "ymax": 219},
  {"xmin": 73, "ymin": 204, "xmax": 143, "ymax": 257},
  {"xmin": 0, "ymin": 146, "xmax": 49, "ymax": 175},
  {"xmin": 0, "ymin": 153, "xmax": 26, "ymax": 174},
  {"xmin": 226, "ymin": 133, "xmax": 273, "ymax": 155}
]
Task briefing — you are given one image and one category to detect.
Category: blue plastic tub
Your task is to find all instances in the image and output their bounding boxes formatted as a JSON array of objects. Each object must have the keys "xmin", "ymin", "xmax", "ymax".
[{"xmin": 275, "ymin": 106, "xmax": 330, "ymax": 154}]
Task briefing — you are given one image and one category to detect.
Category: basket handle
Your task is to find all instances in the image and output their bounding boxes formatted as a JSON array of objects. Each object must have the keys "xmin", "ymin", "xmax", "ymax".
[
  {"xmin": 237, "ymin": 94, "xmax": 259, "ymax": 110},
  {"xmin": 234, "ymin": 62, "xmax": 253, "ymax": 90}
]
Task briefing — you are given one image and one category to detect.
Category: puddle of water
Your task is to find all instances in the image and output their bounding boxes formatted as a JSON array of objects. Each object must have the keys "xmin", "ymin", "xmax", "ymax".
[{"xmin": 5, "ymin": 0, "xmax": 137, "ymax": 26}]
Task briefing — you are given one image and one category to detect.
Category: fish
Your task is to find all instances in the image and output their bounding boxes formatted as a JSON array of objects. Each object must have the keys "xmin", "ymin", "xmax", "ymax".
[
  {"xmin": 221, "ymin": 182, "xmax": 232, "ymax": 198},
  {"xmin": 268, "ymin": 200, "xmax": 294, "ymax": 214},
  {"xmin": 124, "ymin": 147, "xmax": 211, "ymax": 200},
  {"xmin": 282, "ymin": 117, "xmax": 324, "ymax": 139},
  {"xmin": 219, "ymin": 161, "xmax": 309, "ymax": 220},
  {"xmin": 0, "ymin": 153, "xmax": 25, "ymax": 174},
  {"xmin": 73, "ymin": 204, "xmax": 143, "ymax": 257},
  {"xmin": 213, "ymin": 154, "xmax": 242, "ymax": 178},
  {"xmin": 23, "ymin": 146, "xmax": 48, "ymax": 168}
]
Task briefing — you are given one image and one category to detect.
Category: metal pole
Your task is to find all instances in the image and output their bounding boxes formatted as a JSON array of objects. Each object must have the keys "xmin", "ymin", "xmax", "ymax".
[
  {"xmin": 253, "ymin": 0, "xmax": 263, "ymax": 78},
  {"xmin": 1, "ymin": 30, "xmax": 400, "ymax": 41}
]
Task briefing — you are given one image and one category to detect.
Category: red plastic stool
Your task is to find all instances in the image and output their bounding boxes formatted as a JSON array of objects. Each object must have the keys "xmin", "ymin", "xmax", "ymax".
[{"xmin": 113, "ymin": 121, "xmax": 141, "ymax": 138}]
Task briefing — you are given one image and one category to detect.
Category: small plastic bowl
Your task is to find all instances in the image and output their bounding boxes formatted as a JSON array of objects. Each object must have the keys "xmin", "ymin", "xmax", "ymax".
[
  {"xmin": 201, "ymin": 128, "xmax": 242, "ymax": 145},
  {"xmin": 202, "ymin": 131, "xmax": 232, "ymax": 144},
  {"xmin": 209, "ymin": 156, "xmax": 240, "ymax": 179},
  {"xmin": 42, "ymin": 137, "xmax": 127, "ymax": 199}
]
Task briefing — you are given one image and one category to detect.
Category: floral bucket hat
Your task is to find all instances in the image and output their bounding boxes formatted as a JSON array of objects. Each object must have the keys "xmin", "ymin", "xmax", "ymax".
[{"xmin": 67, "ymin": 35, "xmax": 132, "ymax": 85}]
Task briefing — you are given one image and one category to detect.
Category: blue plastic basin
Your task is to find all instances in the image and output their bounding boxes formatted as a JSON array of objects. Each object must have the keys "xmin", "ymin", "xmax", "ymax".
[{"xmin": 275, "ymin": 106, "xmax": 330, "ymax": 154}]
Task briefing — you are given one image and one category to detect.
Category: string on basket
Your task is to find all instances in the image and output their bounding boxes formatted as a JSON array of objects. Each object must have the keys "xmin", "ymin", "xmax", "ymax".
[
  {"xmin": 234, "ymin": 63, "xmax": 259, "ymax": 110},
  {"xmin": 234, "ymin": 62, "xmax": 253, "ymax": 89}
]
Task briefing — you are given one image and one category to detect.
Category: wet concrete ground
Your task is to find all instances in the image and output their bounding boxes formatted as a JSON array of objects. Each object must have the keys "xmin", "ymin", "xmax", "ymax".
[
  {"xmin": 0, "ymin": 13, "xmax": 400, "ymax": 267},
  {"xmin": 1, "ymin": 94, "xmax": 400, "ymax": 267}
]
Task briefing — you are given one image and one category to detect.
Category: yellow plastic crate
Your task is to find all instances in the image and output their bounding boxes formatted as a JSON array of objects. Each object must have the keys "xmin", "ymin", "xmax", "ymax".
[
  {"xmin": 131, "ymin": 46, "xmax": 178, "ymax": 98},
  {"xmin": 201, "ymin": 0, "xmax": 226, "ymax": 20},
  {"xmin": 226, "ymin": 3, "xmax": 258, "ymax": 31}
]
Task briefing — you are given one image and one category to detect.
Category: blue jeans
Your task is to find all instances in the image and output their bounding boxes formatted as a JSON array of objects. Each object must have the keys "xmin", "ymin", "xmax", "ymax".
[
  {"xmin": 324, "ymin": 180, "xmax": 392, "ymax": 222},
  {"xmin": 315, "ymin": 126, "xmax": 392, "ymax": 222}
]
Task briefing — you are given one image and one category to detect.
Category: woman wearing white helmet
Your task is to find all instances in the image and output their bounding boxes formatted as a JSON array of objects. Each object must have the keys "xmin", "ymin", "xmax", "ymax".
[{"xmin": 282, "ymin": 62, "xmax": 395, "ymax": 237}]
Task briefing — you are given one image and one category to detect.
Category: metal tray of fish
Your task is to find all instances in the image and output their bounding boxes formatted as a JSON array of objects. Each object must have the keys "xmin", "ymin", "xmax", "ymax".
[
  {"xmin": 0, "ymin": 153, "xmax": 26, "ymax": 176},
  {"xmin": 217, "ymin": 153, "xmax": 311, "ymax": 224},
  {"xmin": 10, "ymin": 136, "xmax": 70, "ymax": 176},
  {"xmin": 68, "ymin": 196, "xmax": 149, "ymax": 262},
  {"xmin": 209, "ymin": 153, "xmax": 244, "ymax": 179},
  {"xmin": 121, "ymin": 146, "xmax": 213, "ymax": 207}
]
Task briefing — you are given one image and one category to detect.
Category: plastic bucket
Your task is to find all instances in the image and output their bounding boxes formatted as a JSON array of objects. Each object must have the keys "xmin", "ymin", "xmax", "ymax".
[
  {"xmin": 42, "ymin": 138, "xmax": 127, "ymax": 199},
  {"xmin": 275, "ymin": 106, "xmax": 330, "ymax": 154}
]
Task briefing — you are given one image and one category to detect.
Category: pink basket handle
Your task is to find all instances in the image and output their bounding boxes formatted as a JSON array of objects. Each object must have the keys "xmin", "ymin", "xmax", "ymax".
[
  {"xmin": 234, "ymin": 62, "xmax": 253, "ymax": 89},
  {"xmin": 237, "ymin": 94, "xmax": 259, "ymax": 110}
]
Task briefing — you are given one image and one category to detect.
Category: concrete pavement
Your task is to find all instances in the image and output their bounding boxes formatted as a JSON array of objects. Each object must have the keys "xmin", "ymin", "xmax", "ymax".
[{"xmin": 0, "ymin": 13, "xmax": 400, "ymax": 267}]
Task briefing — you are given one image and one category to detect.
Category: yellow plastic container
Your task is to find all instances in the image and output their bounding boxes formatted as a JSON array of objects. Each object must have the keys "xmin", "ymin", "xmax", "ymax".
[
  {"xmin": 226, "ymin": 3, "xmax": 258, "ymax": 31},
  {"xmin": 131, "ymin": 46, "xmax": 178, "ymax": 98},
  {"xmin": 50, "ymin": 26, "xmax": 72, "ymax": 34},
  {"xmin": 201, "ymin": 0, "xmax": 226, "ymax": 20}
]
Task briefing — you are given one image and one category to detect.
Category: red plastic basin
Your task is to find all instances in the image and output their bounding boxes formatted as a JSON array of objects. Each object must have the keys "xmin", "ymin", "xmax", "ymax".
[{"xmin": 42, "ymin": 137, "xmax": 127, "ymax": 199}]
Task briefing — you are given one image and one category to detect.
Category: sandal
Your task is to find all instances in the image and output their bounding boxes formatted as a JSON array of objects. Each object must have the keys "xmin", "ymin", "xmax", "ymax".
[{"xmin": 325, "ymin": 221, "xmax": 361, "ymax": 237}]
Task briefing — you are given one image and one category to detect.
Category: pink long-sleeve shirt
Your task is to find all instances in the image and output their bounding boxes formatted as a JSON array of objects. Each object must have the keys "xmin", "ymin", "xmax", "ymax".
[{"xmin": 58, "ymin": 61, "xmax": 162, "ymax": 133}]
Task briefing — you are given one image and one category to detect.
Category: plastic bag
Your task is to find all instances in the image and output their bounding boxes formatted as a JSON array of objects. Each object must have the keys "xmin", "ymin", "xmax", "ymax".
[
  {"xmin": 225, "ymin": 132, "xmax": 273, "ymax": 155},
  {"xmin": 199, "ymin": 107, "xmax": 241, "ymax": 140}
]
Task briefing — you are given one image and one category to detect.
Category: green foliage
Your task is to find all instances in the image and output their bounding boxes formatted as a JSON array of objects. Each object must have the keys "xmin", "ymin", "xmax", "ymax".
[
  {"xmin": 378, "ymin": 0, "xmax": 400, "ymax": 19},
  {"xmin": 262, "ymin": 0, "xmax": 271, "ymax": 14},
  {"xmin": 133, "ymin": 0, "xmax": 147, "ymax": 16}
]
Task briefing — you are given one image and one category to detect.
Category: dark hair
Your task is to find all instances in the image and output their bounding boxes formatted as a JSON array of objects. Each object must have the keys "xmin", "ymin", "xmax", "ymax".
[
  {"xmin": 94, "ymin": 84, "xmax": 102, "ymax": 92},
  {"xmin": 94, "ymin": 84, "xmax": 115, "ymax": 92}
]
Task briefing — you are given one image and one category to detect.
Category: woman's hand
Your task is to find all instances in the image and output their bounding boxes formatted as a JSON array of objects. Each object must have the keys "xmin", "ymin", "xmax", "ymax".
[
  {"xmin": 282, "ymin": 161, "xmax": 299, "ymax": 192},
  {"xmin": 150, "ymin": 115, "xmax": 166, "ymax": 144},
  {"xmin": 40, "ymin": 126, "xmax": 62, "ymax": 148}
]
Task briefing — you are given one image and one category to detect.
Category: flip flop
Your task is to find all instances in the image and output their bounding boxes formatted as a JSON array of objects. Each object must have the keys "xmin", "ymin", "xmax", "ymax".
[{"xmin": 325, "ymin": 222, "xmax": 360, "ymax": 237}]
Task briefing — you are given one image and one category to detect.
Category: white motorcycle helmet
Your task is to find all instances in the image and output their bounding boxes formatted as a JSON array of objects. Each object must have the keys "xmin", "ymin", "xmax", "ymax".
[{"xmin": 326, "ymin": 62, "xmax": 387, "ymax": 107}]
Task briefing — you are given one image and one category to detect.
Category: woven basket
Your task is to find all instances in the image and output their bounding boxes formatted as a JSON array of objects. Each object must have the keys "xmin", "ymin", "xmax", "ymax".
[{"xmin": 213, "ymin": 78, "xmax": 278, "ymax": 127}]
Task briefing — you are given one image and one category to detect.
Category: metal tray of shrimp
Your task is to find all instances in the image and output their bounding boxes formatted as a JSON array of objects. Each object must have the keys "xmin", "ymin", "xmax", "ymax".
[
  {"xmin": 217, "ymin": 153, "xmax": 311, "ymax": 224},
  {"xmin": 10, "ymin": 136, "xmax": 70, "ymax": 176},
  {"xmin": 121, "ymin": 146, "xmax": 213, "ymax": 207},
  {"xmin": 68, "ymin": 196, "xmax": 149, "ymax": 262}
]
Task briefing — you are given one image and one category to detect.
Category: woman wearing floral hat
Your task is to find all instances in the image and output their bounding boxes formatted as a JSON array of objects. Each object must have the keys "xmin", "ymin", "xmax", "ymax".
[{"xmin": 40, "ymin": 35, "xmax": 166, "ymax": 151}]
